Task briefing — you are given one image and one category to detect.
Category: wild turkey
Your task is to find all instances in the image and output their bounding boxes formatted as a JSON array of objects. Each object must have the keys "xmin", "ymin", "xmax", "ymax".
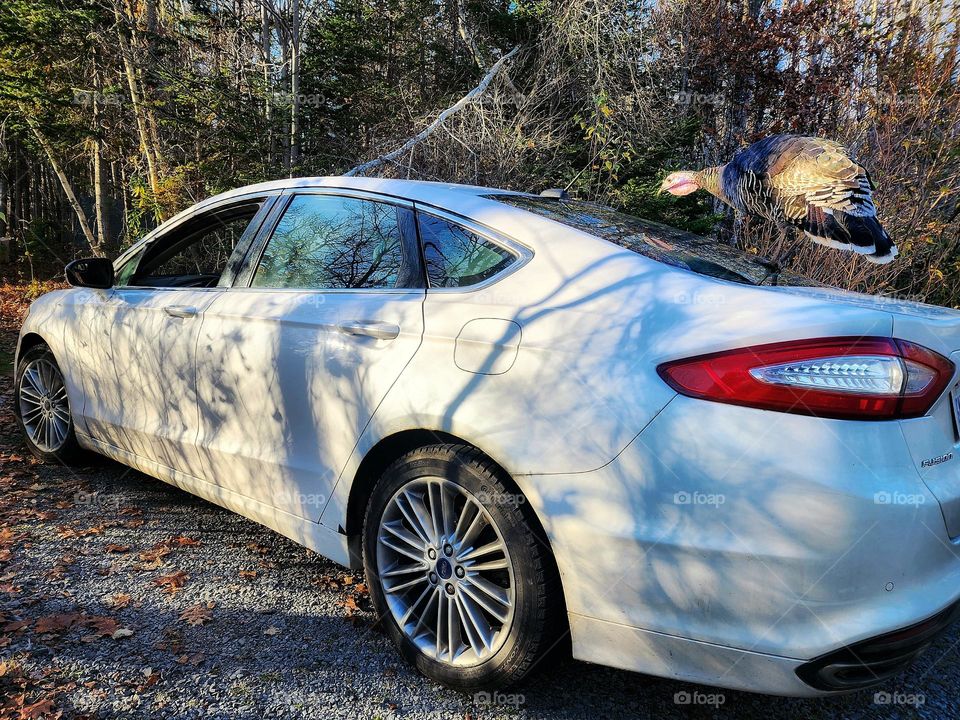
[{"xmin": 660, "ymin": 134, "xmax": 898, "ymax": 264}]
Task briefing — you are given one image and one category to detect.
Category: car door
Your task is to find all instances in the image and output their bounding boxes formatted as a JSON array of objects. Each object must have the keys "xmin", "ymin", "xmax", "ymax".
[
  {"xmin": 194, "ymin": 190, "xmax": 426, "ymax": 520},
  {"xmin": 82, "ymin": 195, "xmax": 275, "ymax": 476}
]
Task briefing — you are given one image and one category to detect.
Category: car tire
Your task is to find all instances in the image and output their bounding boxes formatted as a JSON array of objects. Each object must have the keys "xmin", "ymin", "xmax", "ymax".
[
  {"xmin": 14, "ymin": 344, "xmax": 84, "ymax": 464},
  {"xmin": 363, "ymin": 443, "xmax": 565, "ymax": 690}
]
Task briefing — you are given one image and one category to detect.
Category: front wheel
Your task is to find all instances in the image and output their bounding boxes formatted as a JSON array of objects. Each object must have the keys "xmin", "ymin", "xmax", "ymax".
[
  {"xmin": 14, "ymin": 344, "xmax": 83, "ymax": 464},
  {"xmin": 363, "ymin": 444, "xmax": 564, "ymax": 690}
]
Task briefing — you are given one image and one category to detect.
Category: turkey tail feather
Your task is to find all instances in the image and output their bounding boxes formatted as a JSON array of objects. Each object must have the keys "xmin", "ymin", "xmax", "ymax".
[
  {"xmin": 802, "ymin": 207, "xmax": 872, "ymax": 253},
  {"xmin": 802, "ymin": 205, "xmax": 897, "ymax": 262},
  {"xmin": 863, "ymin": 218, "xmax": 898, "ymax": 264}
]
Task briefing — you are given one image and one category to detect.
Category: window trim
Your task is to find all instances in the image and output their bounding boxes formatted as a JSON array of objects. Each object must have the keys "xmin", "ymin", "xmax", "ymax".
[
  {"xmin": 236, "ymin": 188, "xmax": 426, "ymax": 294},
  {"xmin": 412, "ymin": 205, "xmax": 532, "ymax": 293}
]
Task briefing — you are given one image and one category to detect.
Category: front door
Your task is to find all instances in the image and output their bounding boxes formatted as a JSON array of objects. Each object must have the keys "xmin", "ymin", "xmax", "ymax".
[
  {"xmin": 88, "ymin": 197, "xmax": 271, "ymax": 475},
  {"xmin": 195, "ymin": 191, "xmax": 426, "ymax": 520}
]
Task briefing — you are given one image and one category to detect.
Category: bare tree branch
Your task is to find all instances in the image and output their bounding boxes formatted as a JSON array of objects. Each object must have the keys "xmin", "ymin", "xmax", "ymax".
[{"xmin": 343, "ymin": 46, "xmax": 520, "ymax": 178}]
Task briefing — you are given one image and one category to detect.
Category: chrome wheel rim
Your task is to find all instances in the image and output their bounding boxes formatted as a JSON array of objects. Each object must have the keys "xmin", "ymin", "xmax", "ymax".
[
  {"xmin": 18, "ymin": 357, "xmax": 70, "ymax": 453},
  {"xmin": 377, "ymin": 477, "xmax": 515, "ymax": 666}
]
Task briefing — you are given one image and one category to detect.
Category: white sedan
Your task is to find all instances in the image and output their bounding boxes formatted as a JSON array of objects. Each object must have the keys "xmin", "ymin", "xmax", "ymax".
[{"xmin": 14, "ymin": 177, "xmax": 960, "ymax": 695}]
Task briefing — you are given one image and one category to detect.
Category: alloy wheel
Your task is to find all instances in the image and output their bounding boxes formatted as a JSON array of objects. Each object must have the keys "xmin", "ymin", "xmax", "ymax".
[
  {"xmin": 376, "ymin": 477, "xmax": 515, "ymax": 667},
  {"xmin": 18, "ymin": 357, "xmax": 71, "ymax": 453}
]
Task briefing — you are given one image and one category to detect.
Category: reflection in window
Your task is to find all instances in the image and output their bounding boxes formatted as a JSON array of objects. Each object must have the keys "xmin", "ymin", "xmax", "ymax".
[
  {"xmin": 253, "ymin": 195, "xmax": 405, "ymax": 290},
  {"xmin": 418, "ymin": 214, "xmax": 514, "ymax": 288}
]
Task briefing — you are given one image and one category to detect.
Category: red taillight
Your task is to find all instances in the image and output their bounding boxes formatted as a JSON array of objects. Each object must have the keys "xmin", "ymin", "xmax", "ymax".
[{"xmin": 657, "ymin": 337, "xmax": 954, "ymax": 420}]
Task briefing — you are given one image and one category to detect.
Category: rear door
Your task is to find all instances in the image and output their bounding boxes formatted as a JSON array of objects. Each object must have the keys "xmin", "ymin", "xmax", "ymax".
[{"xmin": 194, "ymin": 190, "xmax": 425, "ymax": 520}]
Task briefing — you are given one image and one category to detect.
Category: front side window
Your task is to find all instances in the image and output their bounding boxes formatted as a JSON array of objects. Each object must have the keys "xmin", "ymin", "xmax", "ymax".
[
  {"xmin": 127, "ymin": 202, "xmax": 263, "ymax": 288},
  {"xmin": 252, "ymin": 194, "xmax": 407, "ymax": 290},
  {"xmin": 114, "ymin": 249, "xmax": 143, "ymax": 287},
  {"xmin": 418, "ymin": 214, "xmax": 515, "ymax": 288}
]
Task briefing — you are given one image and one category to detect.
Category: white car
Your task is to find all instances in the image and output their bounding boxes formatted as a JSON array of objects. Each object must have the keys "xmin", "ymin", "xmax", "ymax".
[{"xmin": 14, "ymin": 177, "xmax": 960, "ymax": 695}]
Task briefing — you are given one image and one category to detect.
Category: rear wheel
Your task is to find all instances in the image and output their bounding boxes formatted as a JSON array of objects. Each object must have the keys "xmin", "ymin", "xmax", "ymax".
[
  {"xmin": 14, "ymin": 344, "xmax": 83, "ymax": 464},
  {"xmin": 363, "ymin": 444, "xmax": 564, "ymax": 690}
]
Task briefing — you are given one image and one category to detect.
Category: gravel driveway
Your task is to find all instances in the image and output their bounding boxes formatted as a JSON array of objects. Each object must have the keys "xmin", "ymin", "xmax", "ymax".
[{"xmin": 1, "ymin": 324, "xmax": 957, "ymax": 718}]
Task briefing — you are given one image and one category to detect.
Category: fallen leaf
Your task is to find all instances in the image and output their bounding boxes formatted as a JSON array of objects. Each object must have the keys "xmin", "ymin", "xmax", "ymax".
[
  {"xmin": 171, "ymin": 536, "xmax": 200, "ymax": 547},
  {"xmin": 341, "ymin": 595, "xmax": 360, "ymax": 612},
  {"xmin": 86, "ymin": 617, "xmax": 119, "ymax": 637},
  {"xmin": 34, "ymin": 613, "xmax": 81, "ymax": 634},
  {"xmin": 58, "ymin": 525, "xmax": 103, "ymax": 539},
  {"xmin": 18, "ymin": 697, "xmax": 56, "ymax": 719},
  {"xmin": 238, "ymin": 570, "xmax": 257, "ymax": 580},
  {"xmin": 108, "ymin": 594, "xmax": 132, "ymax": 609},
  {"xmin": 263, "ymin": 626, "xmax": 279, "ymax": 636},
  {"xmin": 104, "ymin": 544, "xmax": 130, "ymax": 554},
  {"xmin": 152, "ymin": 571, "xmax": 188, "ymax": 595},
  {"xmin": 139, "ymin": 543, "xmax": 172, "ymax": 564},
  {"xmin": 178, "ymin": 602, "xmax": 214, "ymax": 626},
  {"xmin": 176, "ymin": 652, "xmax": 204, "ymax": 665}
]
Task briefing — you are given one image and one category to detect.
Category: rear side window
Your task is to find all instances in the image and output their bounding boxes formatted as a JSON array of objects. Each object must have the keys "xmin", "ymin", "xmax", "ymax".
[
  {"xmin": 252, "ymin": 194, "xmax": 408, "ymax": 290},
  {"xmin": 418, "ymin": 213, "xmax": 515, "ymax": 288}
]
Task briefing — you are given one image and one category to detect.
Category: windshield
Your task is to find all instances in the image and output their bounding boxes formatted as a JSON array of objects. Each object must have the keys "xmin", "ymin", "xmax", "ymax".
[{"xmin": 490, "ymin": 194, "xmax": 821, "ymax": 287}]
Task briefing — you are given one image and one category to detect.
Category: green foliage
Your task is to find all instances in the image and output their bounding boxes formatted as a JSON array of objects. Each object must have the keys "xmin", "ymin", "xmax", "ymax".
[{"xmin": 0, "ymin": 0, "xmax": 958, "ymax": 304}]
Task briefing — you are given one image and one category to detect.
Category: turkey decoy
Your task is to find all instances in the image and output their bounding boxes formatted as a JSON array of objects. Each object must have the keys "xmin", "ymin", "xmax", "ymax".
[{"xmin": 660, "ymin": 134, "xmax": 897, "ymax": 264}]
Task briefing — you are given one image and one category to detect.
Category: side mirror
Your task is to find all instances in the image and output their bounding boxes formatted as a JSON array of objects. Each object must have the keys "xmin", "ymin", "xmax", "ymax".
[{"xmin": 65, "ymin": 257, "xmax": 114, "ymax": 289}]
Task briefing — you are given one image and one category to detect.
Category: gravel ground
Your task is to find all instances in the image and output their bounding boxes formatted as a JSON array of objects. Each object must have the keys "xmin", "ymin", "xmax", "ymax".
[{"xmin": 1, "ymin": 306, "xmax": 958, "ymax": 718}]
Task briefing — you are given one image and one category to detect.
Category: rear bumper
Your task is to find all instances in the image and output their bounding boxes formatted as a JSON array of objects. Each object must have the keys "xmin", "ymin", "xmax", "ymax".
[
  {"xmin": 569, "ymin": 602, "xmax": 960, "ymax": 696},
  {"xmin": 521, "ymin": 395, "xmax": 960, "ymax": 695},
  {"xmin": 568, "ymin": 613, "xmax": 816, "ymax": 696},
  {"xmin": 797, "ymin": 600, "xmax": 960, "ymax": 691}
]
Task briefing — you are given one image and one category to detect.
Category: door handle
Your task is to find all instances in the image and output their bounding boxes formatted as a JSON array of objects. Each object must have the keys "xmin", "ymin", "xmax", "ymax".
[
  {"xmin": 164, "ymin": 305, "xmax": 198, "ymax": 319},
  {"xmin": 337, "ymin": 320, "xmax": 401, "ymax": 340}
]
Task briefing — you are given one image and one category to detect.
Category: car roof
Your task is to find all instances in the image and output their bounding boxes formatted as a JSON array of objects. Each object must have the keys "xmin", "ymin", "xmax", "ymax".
[{"xmin": 201, "ymin": 176, "xmax": 526, "ymax": 208}]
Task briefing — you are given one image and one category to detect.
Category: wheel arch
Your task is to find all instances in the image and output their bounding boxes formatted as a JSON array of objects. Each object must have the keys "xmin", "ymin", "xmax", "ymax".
[
  {"xmin": 15, "ymin": 332, "xmax": 51, "ymax": 369},
  {"xmin": 346, "ymin": 429, "xmax": 462, "ymax": 537},
  {"xmin": 344, "ymin": 430, "xmax": 557, "ymax": 559}
]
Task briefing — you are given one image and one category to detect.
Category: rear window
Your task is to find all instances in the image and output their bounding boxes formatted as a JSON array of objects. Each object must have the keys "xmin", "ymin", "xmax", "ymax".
[{"xmin": 490, "ymin": 194, "xmax": 820, "ymax": 287}]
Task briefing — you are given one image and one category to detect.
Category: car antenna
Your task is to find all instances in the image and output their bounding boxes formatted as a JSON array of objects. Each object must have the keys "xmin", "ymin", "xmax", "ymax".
[{"xmin": 539, "ymin": 188, "xmax": 569, "ymax": 199}]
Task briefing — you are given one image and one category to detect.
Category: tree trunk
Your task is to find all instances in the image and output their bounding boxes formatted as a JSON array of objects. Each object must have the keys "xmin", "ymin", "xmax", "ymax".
[
  {"xmin": 289, "ymin": 0, "xmax": 301, "ymax": 173},
  {"xmin": 92, "ymin": 88, "xmax": 113, "ymax": 254},
  {"xmin": 261, "ymin": 0, "xmax": 274, "ymax": 168},
  {"xmin": 0, "ymin": 173, "xmax": 7, "ymax": 238},
  {"xmin": 26, "ymin": 118, "xmax": 99, "ymax": 254},
  {"xmin": 115, "ymin": 7, "xmax": 160, "ymax": 200}
]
